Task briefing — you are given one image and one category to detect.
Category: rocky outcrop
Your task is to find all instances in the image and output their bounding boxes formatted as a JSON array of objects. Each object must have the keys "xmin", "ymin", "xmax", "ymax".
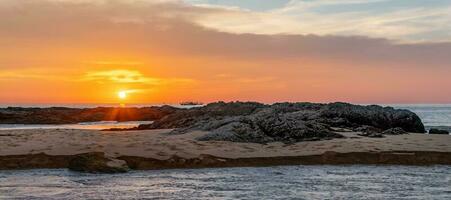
[
  {"xmin": 1, "ymin": 151, "xmax": 451, "ymax": 171},
  {"xmin": 68, "ymin": 152, "xmax": 129, "ymax": 173},
  {"xmin": 356, "ymin": 126, "xmax": 384, "ymax": 138},
  {"xmin": 316, "ymin": 103, "xmax": 424, "ymax": 133},
  {"xmin": 137, "ymin": 102, "xmax": 265, "ymax": 130},
  {"xmin": 429, "ymin": 128, "xmax": 449, "ymax": 135},
  {"xmin": 382, "ymin": 127, "xmax": 408, "ymax": 135},
  {"xmin": 137, "ymin": 102, "xmax": 425, "ymax": 143},
  {"xmin": 1, "ymin": 101, "xmax": 425, "ymax": 143},
  {"xmin": 196, "ymin": 109, "xmax": 343, "ymax": 143},
  {"xmin": 0, "ymin": 106, "xmax": 179, "ymax": 124}
]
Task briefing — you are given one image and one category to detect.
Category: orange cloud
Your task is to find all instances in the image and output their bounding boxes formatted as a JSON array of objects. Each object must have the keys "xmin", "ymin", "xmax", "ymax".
[
  {"xmin": 83, "ymin": 69, "xmax": 161, "ymax": 84},
  {"xmin": 0, "ymin": 0, "xmax": 450, "ymax": 104}
]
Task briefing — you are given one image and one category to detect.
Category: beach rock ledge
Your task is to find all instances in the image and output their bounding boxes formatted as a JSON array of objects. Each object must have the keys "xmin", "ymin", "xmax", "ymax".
[
  {"xmin": 68, "ymin": 152, "xmax": 129, "ymax": 173},
  {"xmin": 132, "ymin": 102, "xmax": 425, "ymax": 143}
]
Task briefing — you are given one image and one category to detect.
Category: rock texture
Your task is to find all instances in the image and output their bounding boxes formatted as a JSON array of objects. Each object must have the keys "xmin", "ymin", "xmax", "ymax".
[
  {"xmin": 135, "ymin": 102, "xmax": 425, "ymax": 143},
  {"xmin": 0, "ymin": 106, "xmax": 179, "ymax": 124},
  {"xmin": 2, "ymin": 151, "xmax": 451, "ymax": 171},
  {"xmin": 429, "ymin": 128, "xmax": 449, "ymax": 135},
  {"xmin": 68, "ymin": 152, "xmax": 129, "ymax": 173},
  {"xmin": 382, "ymin": 127, "xmax": 408, "ymax": 135}
]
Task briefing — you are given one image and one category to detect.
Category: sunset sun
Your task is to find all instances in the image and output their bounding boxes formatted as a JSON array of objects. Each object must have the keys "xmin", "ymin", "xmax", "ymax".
[{"xmin": 118, "ymin": 91, "xmax": 127, "ymax": 99}]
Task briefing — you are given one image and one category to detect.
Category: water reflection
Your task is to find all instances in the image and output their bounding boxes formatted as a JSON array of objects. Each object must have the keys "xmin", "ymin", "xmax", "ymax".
[{"xmin": 0, "ymin": 165, "xmax": 450, "ymax": 199}]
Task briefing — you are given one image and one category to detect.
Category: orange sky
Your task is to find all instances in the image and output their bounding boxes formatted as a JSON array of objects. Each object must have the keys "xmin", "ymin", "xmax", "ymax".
[{"xmin": 1, "ymin": 0, "xmax": 451, "ymax": 104}]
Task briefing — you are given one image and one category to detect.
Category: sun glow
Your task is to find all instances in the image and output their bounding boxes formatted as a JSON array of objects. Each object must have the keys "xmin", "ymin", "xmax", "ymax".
[{"xmin": 118, "ymin": 91, "xmax": 127, "ymax": 99}]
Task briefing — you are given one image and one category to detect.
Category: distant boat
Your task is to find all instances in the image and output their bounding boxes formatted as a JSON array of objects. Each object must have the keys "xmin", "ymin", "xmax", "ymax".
[{"xmin": 180, "ymin": 101, "xmax": 204, "ymax": 106}]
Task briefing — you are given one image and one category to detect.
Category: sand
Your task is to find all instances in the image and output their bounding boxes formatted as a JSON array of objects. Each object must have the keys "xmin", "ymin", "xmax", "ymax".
[{"xmin": 1, "ymin": 129, "xmax": 450, "ymax": 160}]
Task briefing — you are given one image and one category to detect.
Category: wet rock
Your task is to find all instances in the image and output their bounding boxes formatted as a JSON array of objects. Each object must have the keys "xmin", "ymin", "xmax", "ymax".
[
  {"xmin": 429, "ymin": 129, "xmax": 449, "ymax": 135},
  {"xmin": 68, "ymin": 152, "xmax": 129, "ymax": 173}
]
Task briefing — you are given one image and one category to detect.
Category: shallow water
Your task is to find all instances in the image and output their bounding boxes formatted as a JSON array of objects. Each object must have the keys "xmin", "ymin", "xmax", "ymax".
[
  {"xmin": 0, "ymin": 121, "xmax": 153, "ymax": 131},
  {"xmin": 0, "ymin": 165, "xmax": 450, "ymax": 200}
]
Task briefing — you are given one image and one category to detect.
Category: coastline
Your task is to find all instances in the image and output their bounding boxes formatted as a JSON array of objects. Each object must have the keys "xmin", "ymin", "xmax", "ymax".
[
  {"xmin": 1, "ymin": 151, "xmax": 451, "ymax": 171},
  {"xmin": 1, "ymin": 129, "xmax": 450, "ymax": 171}
]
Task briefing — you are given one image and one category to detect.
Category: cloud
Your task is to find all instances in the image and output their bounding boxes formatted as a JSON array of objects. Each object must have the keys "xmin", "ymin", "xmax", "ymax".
[
  {"xmin": 82, "ymin": 69, "xmax": 196, "ymax": 86},
  {"xmin": 83, "ymin": 69, "xmax": 161, "ymax": 84},
  {"xmin": 0, "ymin": 0, "xmax": 450, "ymax": 103},
  {"xmin": 1, "ymin": 0, "xmax": 450, "ymax": 69},
  {"xmin": 0, "ymin": 71, "xmax": 44, "ymax": 80},
  {"xmin": 185, "ymin": 0, "xmax": 290, "ymax": 11},
  {"xmin": 189, "ymin": 0, "xmax": 451, "ymax": 43}
]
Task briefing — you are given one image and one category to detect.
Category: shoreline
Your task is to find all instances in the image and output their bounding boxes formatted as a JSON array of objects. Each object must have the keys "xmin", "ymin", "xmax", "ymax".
[
  {"xmin": 1, "ymin": 129, "xmax": 450, "ymax": 171},
  {"xmin": 1, "ymin": 151, "xmax": 450, "ymax": 171}
]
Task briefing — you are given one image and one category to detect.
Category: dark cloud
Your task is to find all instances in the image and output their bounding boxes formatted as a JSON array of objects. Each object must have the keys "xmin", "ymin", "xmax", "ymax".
[{"xmin": 1, "ymin": 0, "xmax": 450, "ymax": 68}]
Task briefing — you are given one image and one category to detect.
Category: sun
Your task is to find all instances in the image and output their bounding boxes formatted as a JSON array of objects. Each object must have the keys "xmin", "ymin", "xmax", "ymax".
[{"xmin": 118, "ymin": 91, "xmax": 127, "ymax": 99}]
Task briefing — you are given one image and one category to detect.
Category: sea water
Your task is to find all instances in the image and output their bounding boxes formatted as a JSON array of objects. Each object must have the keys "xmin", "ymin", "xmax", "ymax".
[{"xmin": 0, "ymin": 165, "xmax": 450, "ymax": 199}]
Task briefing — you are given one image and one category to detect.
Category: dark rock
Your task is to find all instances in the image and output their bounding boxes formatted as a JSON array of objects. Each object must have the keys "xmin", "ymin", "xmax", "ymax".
[
  {"xmin": 133, "ymin": 101, "xmax": 426, "ymax": 143},
  {"xmin": 356, "ymin": 127, "xmax": 407, "ymax": 137},
  {"xmin": 356, "ymin": 126, "xmax": 384, "ymax": 138},
  {"xmin": 68, "ymin": 152, "xmax": 129, "ymax": 173},
  {"xmin": 382, "ymin": 127, "xmax": 408, "ymax": 135},
  {"xmin": 354, "ymin": 125, "xmax": 382, "ymax": 133},
  {"xmin": 196, "ymin": 109, "xmax": 343, "ymax": 144},
  {"xmin": 142, "ymin": 101, "xmax": 265, "ymax": 130},
  {"xmin": 429, "ymin": 129, "xmax": 449, "ymax": 135},
  {"xmin": 317, "ymin": 103, "xmax": 425, "ymax": 133},
  {"xmin": 147, "ymin": 102, "xmax": 425, "ymax": 133}
]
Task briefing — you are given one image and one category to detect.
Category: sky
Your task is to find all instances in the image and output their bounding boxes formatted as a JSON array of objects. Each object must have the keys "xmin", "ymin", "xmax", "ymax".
[{"xmin": 0, "ymin": 0, "xmax": 450, "ymax": 104}]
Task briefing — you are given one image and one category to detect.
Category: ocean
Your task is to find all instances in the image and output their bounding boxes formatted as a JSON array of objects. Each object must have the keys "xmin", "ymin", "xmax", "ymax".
[{"xmin": 0, "ymin": 165, "xmax": 450, "ymax": 199}]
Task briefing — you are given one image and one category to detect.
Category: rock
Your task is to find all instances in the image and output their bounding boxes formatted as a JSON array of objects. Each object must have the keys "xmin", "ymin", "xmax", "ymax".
[
  {"xmin": 330, "ymin": 127, "xmax": 353, "ymax": 132},
  {"xmin": 196, "ymin": 109, "xmax": 343, "ymax": 144},
  {"xmin": 317, "ymin": 103, "xmax": 425, "ymax": 133},
  {"xmin": 148, "ymin": 102, "xmax": 425, "ymax": 133},
  {"xmin": 429, "ymin": 129, "xmax": 449, "ymax": 135},
  {"xmin": 357, "ymin": 126, "xmax": 384, "ymax": 138},
  {"xmin": 68, "ymin": 152, "xmax": 129, "ymax": 173},
  {"xmin": 382, "ymin": 127, "xmax": 408, "ymax": 135},
  {"xmin": 144, "ymin": 101, "xmax": 265, "ymax": 130},
  {"xmin": 354, "ymin": 126, "xmax": 382, "ymax": 133},
  {"xmin": 112, "ymin": 101, "xmax": 426, "ymax": 143},
  {"xmin": 356, "ymin": 127, "xmax": 407, "ymax": 138}
]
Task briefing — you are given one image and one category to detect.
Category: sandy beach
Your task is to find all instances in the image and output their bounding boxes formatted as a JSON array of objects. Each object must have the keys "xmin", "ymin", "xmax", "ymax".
[
  {"xmin": 1, "ymin": 129, "xmax": 450, "ymax": 159},
  {"xmin": 1, "ymin": 129, "xmax": 450, "ymax": 170}
]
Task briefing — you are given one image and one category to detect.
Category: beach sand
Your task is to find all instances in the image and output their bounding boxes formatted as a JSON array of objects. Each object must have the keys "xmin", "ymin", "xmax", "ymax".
[{"xmin": 1, "ymin": 129, "xmax": 450, "ymax": 160}]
